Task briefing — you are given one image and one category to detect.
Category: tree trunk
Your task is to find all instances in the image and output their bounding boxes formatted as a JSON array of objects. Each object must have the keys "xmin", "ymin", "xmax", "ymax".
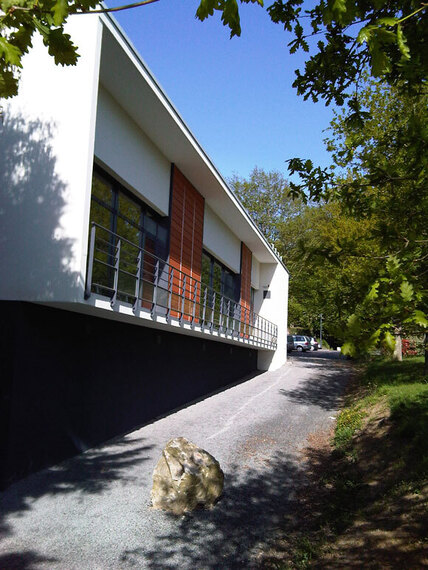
[
  {"xmin": 424, "ymin": 332, "xmax": 428, "ymax": 376},
  {"xmin": 393, "ymin": 328, "xmax": 403, "ymax": 361}
]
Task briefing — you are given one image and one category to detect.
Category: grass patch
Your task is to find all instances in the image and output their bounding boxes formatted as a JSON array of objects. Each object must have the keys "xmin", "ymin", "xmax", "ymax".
[
  {"xmin": 361, "ymin": 356, "xmax": 428, "ymax": 478},
  {"xmin": 258, "ymin": 356, "xmax": 428, "ymax": 569},
  {"xmin": 333, "ymin": 407, "xmax": 364, "ymax": 449}
]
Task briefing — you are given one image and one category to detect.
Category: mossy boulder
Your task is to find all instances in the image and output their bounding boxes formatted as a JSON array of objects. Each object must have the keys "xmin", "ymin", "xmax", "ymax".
[{"xmin": 151, "ymin": 437, "xmax": 224, "ymax": 515}]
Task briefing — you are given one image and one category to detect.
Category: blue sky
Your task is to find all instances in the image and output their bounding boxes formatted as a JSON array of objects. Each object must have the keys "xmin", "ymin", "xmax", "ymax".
[{"xmin": 107, "ymin": 0, "xmax": 337, "ymax": 183}]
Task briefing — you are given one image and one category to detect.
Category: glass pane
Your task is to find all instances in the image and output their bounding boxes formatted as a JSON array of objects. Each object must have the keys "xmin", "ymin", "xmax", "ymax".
[
  {"xmin": 212, "ymin": 262, "xmax": 222, "ymax": 294},
  {"xmin": 90, "ymin": 199, "xmax": 111, "ymax": 229},
  {"xmin": 223, "ymin": 271, "xmax": 234, "ymax": 300},
  {"xmin": 92, "ymin": 229, "xmax": 114, "ymax": 292},
  {"xmin": 157, "ymin": 225, "xmax": 167, "ymax": 246},
  {"xmin": 201, "ymin": 253, "xmax": 211, "ymax": 287},
  {"xmin": 89, "ymin": 202, "xmax": 114, "ymax": 292},
  {"xmin": 119, "ymin": 192, "xmax": 141, "ymax": 226},
  {"xmin": 212, "ymin": 263, "xmax": 222, "ymax": 327},
  {"xmin": 117, "ymin": 216, "xmax": 140, "ymax": 247},
  {"xmin": 144, "ymin": 212, "xmax": 157, "ymax": 236},
  {"xmin": 92, "ymin": 174, "xmax": 113, "ymax": 205}
]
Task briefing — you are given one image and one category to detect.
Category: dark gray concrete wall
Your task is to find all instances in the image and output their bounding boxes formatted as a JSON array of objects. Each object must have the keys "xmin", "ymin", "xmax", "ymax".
[{"xmin": 0, "ymin": 302, "xmax": 257, "ymax": 489}]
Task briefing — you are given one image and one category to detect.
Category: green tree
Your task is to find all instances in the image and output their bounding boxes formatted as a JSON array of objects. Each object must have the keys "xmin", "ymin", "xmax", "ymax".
[
  {"xmin": 230, "ymin": 168, "xmax": 382, "ymax": 345},
  {"xmin": 277, "ymin": 200, "xmax": 383, "ymax": 344},
  {"xmin": 229, "ymin": 167, "xmax": 301, "ymax": 243},
  {"xmin": 326, "ymin": 80, "xmax": 427, "ymax": 359}
]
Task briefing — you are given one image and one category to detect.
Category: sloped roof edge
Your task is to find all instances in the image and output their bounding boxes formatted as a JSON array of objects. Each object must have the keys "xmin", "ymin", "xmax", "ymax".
[{"xmin": 99, "ymin": 11, "xmax": 289, "ymax": 273}]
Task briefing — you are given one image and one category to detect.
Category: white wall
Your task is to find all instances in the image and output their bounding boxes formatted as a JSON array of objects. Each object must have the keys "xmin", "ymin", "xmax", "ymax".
[
  {"xmin": 94, "ymin": 86, "xmax": 171, "ymax": 216},
  {"xmin": 0, "ymin": 15, "xmax": 102, "ymax": 302},
  {"xmin": 203, "ymin": 205, "xmax": 241, "ymax": 273},
  {"xmin": 256, "ymin": 262, "xmax": 289, "ymax": 371},
  {"xmin": 251, "ymin": 256, "xmax": 260, "ymax": 290}
]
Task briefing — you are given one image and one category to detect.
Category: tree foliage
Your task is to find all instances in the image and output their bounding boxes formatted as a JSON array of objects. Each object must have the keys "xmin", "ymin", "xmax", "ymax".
[
  {"xmin": 0, "ymin": 0, "xmax": 157, "ymax": 98},
  {"xmin": 200, "ymin": 0, "xmax": 427, "ymax": 357},
  {"xmin": 278, "ymin": 199, "xmax": 383, "ymax": 345},
  {"xmin": 197, "ymin": 0, "xmax": 427, "ymax": 103},
  {"xmin": 229, "ymin": 167, "xmax": 301, "ymax": 242}
]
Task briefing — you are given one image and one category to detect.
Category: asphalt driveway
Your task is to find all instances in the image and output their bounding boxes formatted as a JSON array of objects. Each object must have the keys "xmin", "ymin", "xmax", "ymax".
[{"xmin": 0, "ymin": 350, "xmax": 351, "ymax": 569}]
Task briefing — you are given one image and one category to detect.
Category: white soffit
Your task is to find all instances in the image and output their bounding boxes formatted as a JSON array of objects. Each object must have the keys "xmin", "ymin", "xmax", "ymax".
[{"xmin": 99, "ymin": 14, "xmax": 287, "ymax": 269}]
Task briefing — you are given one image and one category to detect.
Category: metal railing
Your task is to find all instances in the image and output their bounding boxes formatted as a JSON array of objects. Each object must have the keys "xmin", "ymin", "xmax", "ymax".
[{"xmin": 85, "ymin": 222, "xmax": 278, "ymax": 349}]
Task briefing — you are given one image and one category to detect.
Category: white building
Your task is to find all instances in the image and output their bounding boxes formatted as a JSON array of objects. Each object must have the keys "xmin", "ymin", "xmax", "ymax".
[{"xmin": 0, "ymin": 12, "xmax": 289, "ymax": 487}]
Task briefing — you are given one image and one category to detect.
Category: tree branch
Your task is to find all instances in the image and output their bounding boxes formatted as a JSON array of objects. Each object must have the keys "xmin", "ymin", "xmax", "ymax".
[
  {"xmin": 6, "ymin": 0, "xmax": 159, "ymax": 15},
  {"xmin": 73, "ymin": 0, "xmax": 159, "ymax": 15}
]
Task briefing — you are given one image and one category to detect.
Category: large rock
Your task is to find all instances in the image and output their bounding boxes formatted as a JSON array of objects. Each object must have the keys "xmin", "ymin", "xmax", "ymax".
[{"xmin": 151, "ymin": 437, "xmax": 224, "ymax": 514}]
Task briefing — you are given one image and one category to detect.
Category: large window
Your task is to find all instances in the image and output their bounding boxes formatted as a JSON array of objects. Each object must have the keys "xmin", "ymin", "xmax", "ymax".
[
  {"xmin": 201, "ymin": 251, "xmax": 239, "ymax": 301},
  {"xmin": 88, "ymin": 165, "xmax": 169, "ymax": 301},
  {"xmin": 200, "ymin": 251, "xmax": 240, "ymax": 327}
]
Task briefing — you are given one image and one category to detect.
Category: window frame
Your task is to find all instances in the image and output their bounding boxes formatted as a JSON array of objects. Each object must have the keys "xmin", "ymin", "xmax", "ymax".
[
  {"xmin": 90, "ymin": 164, "xmax": 169, "ymax": 260},
  {"xmin": 201, "ymin": 250, "xmax": 240, "ymax": 302}
]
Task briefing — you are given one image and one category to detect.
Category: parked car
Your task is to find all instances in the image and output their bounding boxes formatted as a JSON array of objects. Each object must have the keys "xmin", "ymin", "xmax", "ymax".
[
  {"xmin": 308, "ymin": 337, "xmax": 319, "ymax": 351},
  {"xmin": 287, "ymin": 335, "xmax": 295, "ymax": 352},
  {"xmin": 292, "ymin": 335, "xmax": 311, "ymax": 352}
]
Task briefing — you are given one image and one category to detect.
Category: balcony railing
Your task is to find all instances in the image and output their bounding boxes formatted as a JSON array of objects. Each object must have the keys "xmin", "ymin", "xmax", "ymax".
[{"xmin": 85, "ymin": 222, "xmax": 278, "ymax": 349}]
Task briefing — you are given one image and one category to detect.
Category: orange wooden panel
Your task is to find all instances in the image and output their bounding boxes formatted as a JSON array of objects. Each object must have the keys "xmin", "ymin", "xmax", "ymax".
[
  {"xmin": 240, "ymin": 243, "xmax": 252, "ymax": 315},
  {"xmin": 169, "ymin": 167, "xmax": 204, "ymax": 303}
]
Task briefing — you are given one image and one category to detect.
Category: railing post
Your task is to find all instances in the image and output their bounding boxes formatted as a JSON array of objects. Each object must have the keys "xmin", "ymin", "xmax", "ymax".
[
  {"xmin": 226, "ymin": 299, "xmax": 231, "ymax": 335},
  {"xmin": 84, "ymin": 223, "xmax": 96, "ymax": 299},
  {"xmin": 219, "ymin": 296, "xmax": 224, "ymax": 333},
  {"xmin": 167, "ymin": 267, "xmax": 173, "ymax": 322},
  {"xmin": 256, "ymin": 314, "xmax": 261, "ymax": 346},
  {"xmin": 210, "ymin": 291, "xmax": 215, "ymax": 332},
  {"xmin": 201, "ymin": 287, "xmax": 207, "ymax": 331},
  {"xmin": 231, "ymin": 301, "xmax": 235, "ymax": 336},
  {"xmin": 244, "ymin": 306, "xmax": 247, "ymax": 340},
  {"xmin": 110, "ymin": 238, "xmax": 121, "ymax": 308},
  {"xmin": 191, "ymin": 280, "xmax": 198, "ymax": 329},
  {"xmin": 180, "ymin": 274, "xmax": 186, "ymax": 324},
  {"xmin": 133, "ymin": 249, "xmax": 142, "ymax": 313},
  {"xmin": 151, "ymin": 259, "xmax": 159, "ymax": 319}
]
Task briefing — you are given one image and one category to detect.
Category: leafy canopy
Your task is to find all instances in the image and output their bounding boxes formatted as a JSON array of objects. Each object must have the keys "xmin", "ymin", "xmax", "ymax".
[
  {"xmin": 197, "ymin": 0, "xmax": 427, "ymax": 103},
  {"xmin": 0, "ymin": 0, "xmax": 157, "ymax": 98}
]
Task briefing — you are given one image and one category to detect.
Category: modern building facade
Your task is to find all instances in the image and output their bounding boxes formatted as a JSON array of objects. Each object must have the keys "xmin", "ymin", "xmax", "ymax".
[{"xmin": 0, "ymin": 13, "xmax": 289, "ymax": 487}]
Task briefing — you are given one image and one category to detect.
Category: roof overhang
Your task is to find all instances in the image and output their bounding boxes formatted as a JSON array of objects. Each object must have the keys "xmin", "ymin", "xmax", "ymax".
[{"xmin": 98, "ymin": 13, "xmax": 287, "ymax": 270}]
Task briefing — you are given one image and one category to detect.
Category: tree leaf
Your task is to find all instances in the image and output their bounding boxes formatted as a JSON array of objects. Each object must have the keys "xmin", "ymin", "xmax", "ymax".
[
  {"xmin": 332, "ymin": 0, "xmax": 347, "ymax": 16},
  {"xmin": 410, "ymin": 310, "xmax": 428, "ymax": 327},
  {"xmin": 0, "ymin": 37, "xmax": 22, "ymax": 66},
  {"xmin": 366, "ymin": 281, "xmax": 379, "ymax": 301},
  {"xmin": 382, "ymin": 331, "xmax": 395, "ymax": 351},
  {"xmin": 370, "ymin": 45, "xmax": 391, "ymax": 76},
  {"xmin": 377, "ymin": 17, "xmax": 398, "ymax": 27},
  {"xmin": 0, "ymin": 67, "xmax": 19, "ymax": 98},
  {"xmin": 400, "ymin": 280, "xmax": 413, "ymax": 302},
  {"xmin": 397, "ymin": 24, "xmax": 410, "ymax": 59},
  {"xmin": 52, "ymin": 0, "xmax": 69, "ymax": 27},
  {"xmin": 195, "ymin": 0, "xmax": 217, "ymax": 20},
  {"xmin": 357, "ymin": 25, "xmax": 375, "ymax": 44},
  {"xmin": 47, "ymin": 29, "xmax": 79, "ymax": 66}
]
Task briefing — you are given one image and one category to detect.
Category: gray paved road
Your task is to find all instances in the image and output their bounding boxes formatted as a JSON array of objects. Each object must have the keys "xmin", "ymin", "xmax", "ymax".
[{"xmin": 0, "ymin": 350, "xmax": 351, "ymax": 569}]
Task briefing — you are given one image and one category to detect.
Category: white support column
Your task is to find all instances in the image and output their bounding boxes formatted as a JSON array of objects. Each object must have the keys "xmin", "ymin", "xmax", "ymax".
[{"xmin": 256, "ymin": 262, "xmax": 289, "ymax": 371}]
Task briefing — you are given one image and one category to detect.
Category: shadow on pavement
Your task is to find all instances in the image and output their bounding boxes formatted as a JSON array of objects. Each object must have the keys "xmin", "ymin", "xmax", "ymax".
[
  {"xmin": 0, "ymin": 436, "xmax": 154, "ymax": 540},
  {"xmin": 120, "ymin": 451, "xmax": 305, "ymax": 569},
  {"xmin": 282, "ymin": 351, "xmax": 353, "ymax": 411},
  {"xmin": 0, "ymin": 550, "xmax": 59, "ymax": 569}
]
